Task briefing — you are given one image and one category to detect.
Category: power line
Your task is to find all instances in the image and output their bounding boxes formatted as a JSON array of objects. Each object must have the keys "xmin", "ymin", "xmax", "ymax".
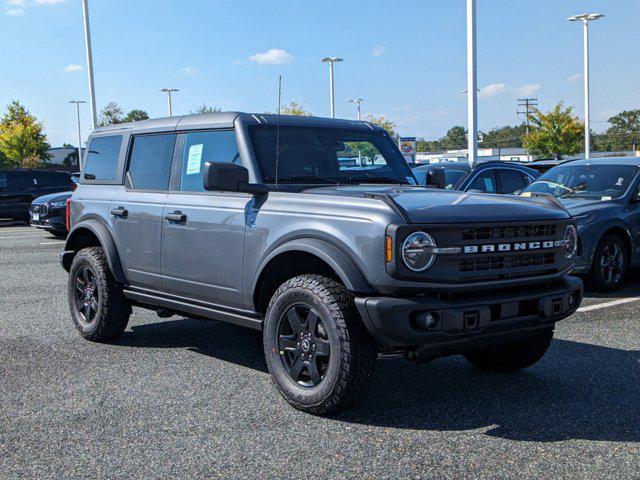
[{"xmin": 517, "ymin": 98, "xmax": 538, "ymax": 135}]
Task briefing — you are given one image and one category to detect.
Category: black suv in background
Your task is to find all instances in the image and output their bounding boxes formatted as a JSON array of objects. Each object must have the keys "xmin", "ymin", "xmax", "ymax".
[
  {"xmin": 30, "ymin": 191, "xmax": 73, "ymax": 237},
  {"xmin": 0, "ymin": 169, "xmax": 75, "ymax": 222},
  {"xmin": 413, "ymin": 161, "xmax": 539, "ymax": 194}
]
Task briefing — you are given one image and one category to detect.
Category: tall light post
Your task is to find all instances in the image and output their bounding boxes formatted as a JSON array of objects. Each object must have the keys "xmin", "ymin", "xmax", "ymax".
[
  {"xmin": 69, "ymin": 100, "xmax": 86, "ymax": 166},
  {"xmin": 161, "ymin": 88, "xmax": 179, "ymax": 117},
  {"xmin": 321, "ymin": 57, "xmax": 343, "ymax": 118},
  {"xmin": 466, "ymin": 0, "xmax": 478, "ymax": 168},
  {"xmin": 568, "ymin": 13, "xmax": 604, "ymax": 159},
  {"xmin": 348, "ymin": 98, "xmax": 364, "ymax": 120},
  {"xmin": 81, "ymin": 0, "xmax": 97, "ymax": 129}
]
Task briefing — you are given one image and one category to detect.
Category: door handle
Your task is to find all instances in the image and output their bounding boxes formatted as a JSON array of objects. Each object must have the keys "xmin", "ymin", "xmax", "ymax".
[
  {"xmin": 110, "ymin": 207, "xmax": 128, "ymax": 218},
  {"xmin": 165, "ymin": 211, "xmax": 187, "ymax": 223}
]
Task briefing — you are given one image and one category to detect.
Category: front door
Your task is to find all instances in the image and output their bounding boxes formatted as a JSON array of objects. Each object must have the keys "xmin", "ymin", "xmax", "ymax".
[
  {"xmin": 109, "ymin": 133, "xmax": 176, "ymax": 290},
  {"xmin": 161, "ymin": 130, "xmax": 249, "ymax": 310}
]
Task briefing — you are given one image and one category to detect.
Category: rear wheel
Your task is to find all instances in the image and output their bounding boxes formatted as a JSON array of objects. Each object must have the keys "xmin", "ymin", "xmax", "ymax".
[
  {"xmin": 464, "ymin": 328, "xmax": 554, "ymax": 372},
  {"xmin": 263, "ymin": 274, "xmax": 377, "ymax": 415},
  {"xmin": 68, "ymin": 246, "xmax": 131, "ymax": 342},
  {"xmin": 588, "ymin": 233, "xmax": 627, "ymax": 292}
]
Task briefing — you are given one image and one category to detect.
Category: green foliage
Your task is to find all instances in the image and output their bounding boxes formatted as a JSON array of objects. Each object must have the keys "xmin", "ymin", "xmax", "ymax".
[
  {"xmin": 481, "ymin": 124, "xmax": 528, "ymax": 148},
  {"xmin": 123, "ymin": 109, "xmax": 149, "ymax": 122},
  {"xmin": 442, "ymin": 125, "xmax": 467, "ymax": 149},
  {"xmin": 281, "ymin": 102, "xmax": 313, "ymax": 116},
  {"xmin": 0, "ymin": 100, "xmax": 50, "ymax": 168},
  {"xmin": 603, "ymin": 109, "xmax": 640, "ymax": 151},
  {"xmin": 190, "ymin": 104, "xmax": 222, "ymax": 115},
  {"xmin": 523, "ymin": 102, "xmax": 584, "ymax": 159}
]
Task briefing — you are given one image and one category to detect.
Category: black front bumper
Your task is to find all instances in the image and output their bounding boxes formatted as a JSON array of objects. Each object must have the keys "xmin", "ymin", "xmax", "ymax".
[{"xmin": 355, "ymin": 276, "xmax": 583, "ymax": 355}]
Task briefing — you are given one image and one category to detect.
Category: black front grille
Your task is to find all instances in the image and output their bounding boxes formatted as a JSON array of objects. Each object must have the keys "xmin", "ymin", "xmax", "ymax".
[
  {"xmin": 30, "ymin": 204, "xmax": 49, "ymax": 214},
  {"xmin": 461, "ymin": 224, "xmax": 557, "ymax": 241},
  {"xmin": 459, "ymin": 252, "xmax": 556, "ymax": 272}
]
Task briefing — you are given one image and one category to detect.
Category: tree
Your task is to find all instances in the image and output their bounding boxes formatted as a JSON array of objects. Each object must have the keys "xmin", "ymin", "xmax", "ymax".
[
  {"xmin": 281, "ymin": 102, "xmax": 313, "ymax": 116},
  {"xmin": 523, "ymin": 102, "xmax": 584, "ymax": 159},
  {"xmin": 481, "ymin": 124, "xmax": 528, "ymax": 149},
  {"xmin": 123, "ymin": 109, "xmax": 149, "ymax": 122},
  {"xmin": 442, "ymin": 125, "xmax": 467, "ymax": 149},
  {"xmin": 190, "ymin": 104, "xmax": 222, "ymax": 115},
  {"xmin": 362, "ymin": 114, "xmax": 397, "ymax": 139},
  {"xmin": 0, "ymin": 100, "xmax": 50, "ymax": 168},
  {"xmin": 604, "ymin": 109, "xmax": 640, "ymax": 151},
  {"xmin": 98, "ymin": 102, "xmax": 124, "ymax": 126}
]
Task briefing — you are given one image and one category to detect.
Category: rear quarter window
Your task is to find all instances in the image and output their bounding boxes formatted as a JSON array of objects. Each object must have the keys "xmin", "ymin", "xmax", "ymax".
[{"xmin": 84, "ymin": 135, "xmax": 123, "ymax": 181}]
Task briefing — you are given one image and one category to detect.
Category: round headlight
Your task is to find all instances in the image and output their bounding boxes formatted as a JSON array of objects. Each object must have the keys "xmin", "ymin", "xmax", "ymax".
[
  {"xmin": 563, "ymin": 225, "xmax": 578, "ymax": 258},
  {"xmin": 402, "ymin": 231, "xmax": 437, "ymax": 272}
]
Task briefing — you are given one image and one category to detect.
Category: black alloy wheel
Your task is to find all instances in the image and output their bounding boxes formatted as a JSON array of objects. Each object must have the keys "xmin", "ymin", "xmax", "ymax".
[
  {"xmin": 277, "ymin": 304, "xmax": 331, "ymax": 387},
  {"xmin": 73, "ymin": 265, "xmax": 100, "ymax": 326},
  {"xmin": 589, "ymin": 233, "xmax": 628, "ymax": 292},
  {"xmin": 599, "ymin": 241, "xmax": 625, "ymax": 287}
]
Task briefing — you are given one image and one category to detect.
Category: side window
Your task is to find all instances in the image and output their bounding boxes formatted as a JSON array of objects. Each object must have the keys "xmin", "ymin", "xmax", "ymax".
[
  {"xmin": 84, "ymin": 135, "xmax": 123, "ymax": 181},
  {"xmin": 468, "ymin": 170, "xmax": 496, "ymax": 193},
  {"xmin": 127, "ymin": 134, "xmax": 176, "ymax": 191},
  {"xmin": 498, "ymin": 169, "xmax": 527, "ymax": 194},
  {"xmin": 179, "ymin": 130, "xmax": 240, "ymax": 192},
  {"xmin": 35, "ymin": 172, "xmax": 63, "ymax": 187}
]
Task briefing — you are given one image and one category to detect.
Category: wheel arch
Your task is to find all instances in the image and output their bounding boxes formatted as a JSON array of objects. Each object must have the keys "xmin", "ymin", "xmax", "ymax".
[
  {"xmin": 600, "ymin": 225, "xmax": 633, "ymax": 260},
  {"xmin": 61, "ymin": 219, "xmax": 126, "ymax": 284},
  {"xmin": 251, "ymin": 238, "xmax": 374, "ymax": 315}
]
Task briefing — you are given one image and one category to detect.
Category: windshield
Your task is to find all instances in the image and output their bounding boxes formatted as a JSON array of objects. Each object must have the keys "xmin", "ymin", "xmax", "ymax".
[
  {"xmin": 413, "ymin": 166, "xmax": 468, "ymax": 189},
  {"xmin": 521, "ymin": 163, "xmax": 638, "ymax": 200},
  {"xmin": 250, "ymin": 126, "xmax": 415, "ymax": 185}
]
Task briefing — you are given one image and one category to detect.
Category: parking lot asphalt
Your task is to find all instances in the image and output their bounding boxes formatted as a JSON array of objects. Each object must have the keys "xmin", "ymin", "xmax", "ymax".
[{"xmin": 1, "ymin": 223, "xmax": 638, "ymax": 479}]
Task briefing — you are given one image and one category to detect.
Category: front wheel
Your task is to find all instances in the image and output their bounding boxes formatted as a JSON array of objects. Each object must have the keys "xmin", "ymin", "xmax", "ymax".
[
  {"xmin": 588, "ymin": 233, "xmax": 628, "ymax": 292},
  {"xmin": 464, "ymin": 328, "xmax": 554, "ymax": 372},
  {"xmin": 263, "ymin": 275, "xmax": 377, "ymax": 415}
]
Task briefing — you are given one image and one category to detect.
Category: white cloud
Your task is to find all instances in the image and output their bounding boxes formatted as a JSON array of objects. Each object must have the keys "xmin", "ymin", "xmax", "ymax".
[
  {"xmin": 6, "ymin": 0, "xmax": 26, "ymax": 6},
  {"xmin": 517, "ymin": 83, "xmax": 542, "ymax": 96},
  {"xmin": 372, "ymin": 45, "xmax": 388, "ymax": 57},
  {"xmin": 5, "ymin": 7, "xmax": 24, "ymax": 15},
  {"xmin": 177, "ymin": 66, "xmax": 197, "ymax": 77},
  {"xmin": 64, "ymin": 64, "xmax": 83, "ymax": 73},
  {"xmin": 478, "ymin": 83, "xmax": 507, "ymax": 98},
  {"xmin": 249, "ymin": 48, "xmax": 293, "ymax": 65},
  {"xmin": 35, "ymin": 0, "xmax": 65, "ymax": 5},
  {"xmin": 566, "ymin": 73, "xmax": 582, "ymax": 82}
]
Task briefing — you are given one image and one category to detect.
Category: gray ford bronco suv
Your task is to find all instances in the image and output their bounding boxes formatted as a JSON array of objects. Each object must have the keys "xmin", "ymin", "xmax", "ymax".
[{"xmin": 61, "ymin": 112, "xmax": 582, "ymax": 414}]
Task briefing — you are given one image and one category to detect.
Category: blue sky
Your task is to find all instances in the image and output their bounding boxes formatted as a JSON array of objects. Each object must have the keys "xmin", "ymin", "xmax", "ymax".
[{"xmin": 1, "ymin": 0, "xmax": 639, "ymax": 147}]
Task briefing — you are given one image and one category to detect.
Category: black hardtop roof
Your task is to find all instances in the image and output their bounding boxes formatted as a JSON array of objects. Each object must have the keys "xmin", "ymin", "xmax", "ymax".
[
  {"xmin": 556, "ymin": 156, "xmax": 640, "ymax": 167},
  {"xmin": 92, "ymin": 112, "xmax": 383, "ymax": 135}
]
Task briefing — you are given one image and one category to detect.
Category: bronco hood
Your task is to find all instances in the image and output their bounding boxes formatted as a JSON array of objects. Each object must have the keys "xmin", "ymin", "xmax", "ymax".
[{"xmin": 305, "ymin": 185, "xmax": 570, "ymax": 223}]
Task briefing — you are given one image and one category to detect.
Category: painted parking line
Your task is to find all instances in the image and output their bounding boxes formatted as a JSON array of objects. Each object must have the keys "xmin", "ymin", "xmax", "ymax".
[
  {"xmin": 40, "ymin": 241, "xmax": 64, "ymax": 245},
  {"xmin": 0, "ymin": 234, "xmax": 50, "ymax": 239},
  {"xmin": 577, "ymin": 296, "xmax": 640, "ymax": 313}
]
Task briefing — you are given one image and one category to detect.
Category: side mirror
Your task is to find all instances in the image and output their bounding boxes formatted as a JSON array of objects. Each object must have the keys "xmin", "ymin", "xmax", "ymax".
[
  {"xmin": 427, "ymin": 169, "xmax": 447, "ymax": 189},
  {"xmin": 633, "ymin": 188, "xmax": 640, "ymax": 202},
  {"xmin": 203, "ymin": 161, "xmax": 268, "ymax": 195}
]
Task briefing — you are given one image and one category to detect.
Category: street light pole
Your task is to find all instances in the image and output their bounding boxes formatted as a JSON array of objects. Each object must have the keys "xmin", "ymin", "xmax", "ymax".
[
  {"xmin": 69, "ymin": 100, "xmax": 86, "ymax": 166},
  {"xmin": 161, "ymin": 88, "xmax": 179, "ymax": 117},
  {"xmin": 348, "ymin": 98, "xmax": 364, "ymax": 120},
  {"xmin": 321, "ymin": 57, "xmax": 343, "ymax": 118},
  {"xmin": 568, "ymin": 13, "xmax": 604, "ymax": 159},
  {"xmin": 81, "ymin": 0, "xmax": 97, "ymax": 129},
  {"xmin": 466, "ymin": 0, "xmax": 478, "ymax": 168}
]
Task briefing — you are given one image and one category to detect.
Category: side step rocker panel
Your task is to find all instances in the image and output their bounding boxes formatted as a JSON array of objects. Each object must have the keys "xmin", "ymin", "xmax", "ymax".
[{"xmin": 123, "ymin": 288, "xmax": 263, "ymax": 331}]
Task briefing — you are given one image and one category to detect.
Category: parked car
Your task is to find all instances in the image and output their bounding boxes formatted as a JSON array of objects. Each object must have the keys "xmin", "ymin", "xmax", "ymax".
[
  {"xmin": 413, "ymin": 161, "xmax": 539, "ymax": 194},
  {"xmin": 60, "ymin": 113, "xmax": 582, "ymax": 414},
  {"xmin": 30, "ymin": 191, "xmax": 72, "ymax": 237},
  {"xmin": 521, "ymin": 157, "xmax": 640, "ymax": 291},
  {"xmin": 0, "ymin": 169, "xmax": 75, "ymax": 222}
]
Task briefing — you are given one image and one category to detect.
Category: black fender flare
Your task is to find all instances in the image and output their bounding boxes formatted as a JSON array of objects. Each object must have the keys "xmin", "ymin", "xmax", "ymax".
[
  {"xmin": 252, "ymin": 237, "xmax": 374, "ymax": 299},
  {"xmin": 62, "ymin": 219, "xmax": 126, "ymax": 284}
]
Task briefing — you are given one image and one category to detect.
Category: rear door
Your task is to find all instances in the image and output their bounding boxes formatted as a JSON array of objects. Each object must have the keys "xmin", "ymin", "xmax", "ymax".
[
  {"xmin": 109, "ymin": 133, "xmax": 176, "ymax": 290},
  {"xmin": 466, "ymin": 169, "xmax": 497, "ymax": 193},
  {"xmin": 161, "ymin": 130, "xmax": 248, "ymax": 309},
  {"xmin": 496, "ymin": 168, "xmax": 529, "ymax": 194}
]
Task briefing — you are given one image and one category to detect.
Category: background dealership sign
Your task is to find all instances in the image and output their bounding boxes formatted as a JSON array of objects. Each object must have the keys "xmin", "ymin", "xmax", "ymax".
[{"xmin": 400, "ymin": 137, "xmax": 417, "ymax": 157}]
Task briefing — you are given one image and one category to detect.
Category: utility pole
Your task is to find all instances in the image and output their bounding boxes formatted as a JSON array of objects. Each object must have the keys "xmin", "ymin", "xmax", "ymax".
[
  {"xmin": 69, "ymin": 100, "xmax": 86, "ymax": 167},
  {"xmin": 161, "ymin": 88, "xmax": 179, "ymax": 117},
  {"xmin": 81, "ymin": 0, "xmax": 97, "ymax": 129},
  {"xmin": 517, "ymin": 98, "xmax": 538, "ymax": 135},
  {"xmin": 466, "ymin": 0, "xmax": 478, "ymax": 168}
]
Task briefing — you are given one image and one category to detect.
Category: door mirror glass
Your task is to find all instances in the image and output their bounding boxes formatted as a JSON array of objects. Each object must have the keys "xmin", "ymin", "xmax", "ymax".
[{"xmin": 203, "ymin": 161, "xmax": 249, "ymax": 192}]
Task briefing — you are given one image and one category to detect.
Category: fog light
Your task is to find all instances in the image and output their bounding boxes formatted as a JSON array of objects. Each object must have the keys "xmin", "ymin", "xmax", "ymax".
[{"xmin": 415, "ymin": 311, "xmax": 440, "ymax": 330}]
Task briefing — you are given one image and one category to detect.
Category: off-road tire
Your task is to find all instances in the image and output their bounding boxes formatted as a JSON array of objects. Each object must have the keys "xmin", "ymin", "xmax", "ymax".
[
  {"xmin": 68, "ymin": 246, "xmax": 131, "ymax": 342},
  {"xmin": 263, "ymin": 274, "xmax": 377, "ymax": 415},
  {"xmin": 588, "ymin": 233, "xmax": 628, "ymax": 292},
  {"xmin": 464, "ymin": 327, "xmax": 554, "ymax": 373}
]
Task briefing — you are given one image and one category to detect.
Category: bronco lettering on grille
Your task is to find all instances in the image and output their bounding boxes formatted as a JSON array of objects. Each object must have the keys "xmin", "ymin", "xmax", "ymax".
[{"xmin": 463, "ymin": 240, "xmax": 563, "ymax": 254}]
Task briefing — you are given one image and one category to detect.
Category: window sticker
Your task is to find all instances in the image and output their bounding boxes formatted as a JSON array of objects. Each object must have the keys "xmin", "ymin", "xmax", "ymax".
[
  {"xmin": 601, "ymin": 196, "xmax": 612, "ymax": 201},
  {"xmin": 186, "ymin": 144, "xmax": 204, "ymax": 175},
  {"xmin": 484, "ymin": 178, "xmax": 493, "ymax": 191},
  {"xmin": 615, "ymin": 177, "xmax": 624, "ymax": 186}
]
